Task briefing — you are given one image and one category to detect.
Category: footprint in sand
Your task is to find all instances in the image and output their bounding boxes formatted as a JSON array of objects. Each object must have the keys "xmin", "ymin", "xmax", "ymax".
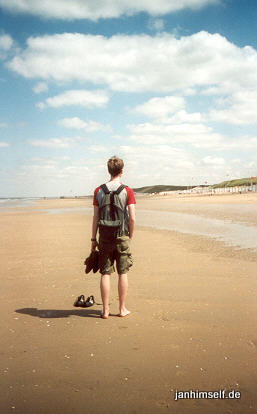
[{"xmin": 247, "ymin": 339, "xmax": 257, "ymax": 349}]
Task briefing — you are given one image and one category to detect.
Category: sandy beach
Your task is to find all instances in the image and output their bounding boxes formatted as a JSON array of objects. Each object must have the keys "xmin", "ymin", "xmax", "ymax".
[{"xmin": 1, "ymin": 193, "xmax": 257, "ymax": 414}]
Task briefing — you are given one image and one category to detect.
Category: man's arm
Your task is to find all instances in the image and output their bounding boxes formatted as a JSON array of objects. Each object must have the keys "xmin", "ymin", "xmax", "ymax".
[
  {"xmin": 128, "ymin": 204, "xmax": 136, "ymax": 239},
  {"xmin": 91, "ymin": 205, "xmax": 99, "ymax": 251}
]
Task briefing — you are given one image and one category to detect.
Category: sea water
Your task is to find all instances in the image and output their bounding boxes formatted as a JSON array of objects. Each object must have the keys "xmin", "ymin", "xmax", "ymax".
[
  {"xmin": 0, "ymin": 198, "xmax": 39, "ymax": 211},
  {"xmin": 136, "ymin": 209, "xmax": 257, "ymax": 251}
]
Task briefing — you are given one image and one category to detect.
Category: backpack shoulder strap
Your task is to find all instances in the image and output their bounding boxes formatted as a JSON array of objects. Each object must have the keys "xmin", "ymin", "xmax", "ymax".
[
  {"xmin": 115, "ymin": 184, "xmax": 127, "ymax": 195},
  {"xmin": 100, "ymin": 184, "xmax": 110, "ymax": 194}
]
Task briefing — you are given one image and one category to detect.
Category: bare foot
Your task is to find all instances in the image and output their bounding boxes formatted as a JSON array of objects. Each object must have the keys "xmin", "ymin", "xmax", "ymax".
[
  {"xmin": 101, "ymin": 310, "xmax": 109, "ymax": 319},
  {"xmin": 119, "ymin": 309, "xmax": 131, "ymax": 317}
]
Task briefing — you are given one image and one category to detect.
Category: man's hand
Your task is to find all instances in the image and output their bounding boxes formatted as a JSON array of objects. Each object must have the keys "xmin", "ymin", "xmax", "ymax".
[
  {"xmin": 91, "ymin": 205, "xmax": 99, "ymax": 251},
  {"xmin": 91, "ymin": 240, "xmax": 98, "ymax": 251}
]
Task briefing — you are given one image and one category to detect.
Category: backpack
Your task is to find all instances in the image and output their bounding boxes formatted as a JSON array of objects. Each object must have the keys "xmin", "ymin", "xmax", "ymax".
[{"xmin": 98, "ymin": 183, "xmax": 127, "ymax": 240}]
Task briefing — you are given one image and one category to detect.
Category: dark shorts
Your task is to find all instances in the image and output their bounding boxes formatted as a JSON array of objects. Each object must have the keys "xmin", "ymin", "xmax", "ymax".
[{"xmin": 99, "ymin": 235, "xmax": 133, "ymax": 275}]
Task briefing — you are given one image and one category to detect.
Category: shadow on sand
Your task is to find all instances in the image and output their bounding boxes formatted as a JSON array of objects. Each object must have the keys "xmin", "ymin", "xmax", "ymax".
[{"xmin": 15, "ymin": 307, "xmax": 103, "ymax": 318}]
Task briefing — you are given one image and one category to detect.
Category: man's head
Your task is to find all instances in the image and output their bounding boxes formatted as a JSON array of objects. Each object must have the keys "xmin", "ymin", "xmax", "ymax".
[{"xmin": 107, "ymin": 156, "xmax": 124, "ymax": 177}]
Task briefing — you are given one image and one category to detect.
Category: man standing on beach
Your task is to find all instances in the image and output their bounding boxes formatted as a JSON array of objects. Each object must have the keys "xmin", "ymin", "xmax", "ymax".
[{"xmin": 91, "ymin": 156, "xmax": 136, "ymax": 319}]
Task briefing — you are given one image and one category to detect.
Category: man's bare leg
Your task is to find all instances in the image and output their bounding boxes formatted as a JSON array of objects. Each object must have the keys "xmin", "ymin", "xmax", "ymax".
[
  {"xmin": 118, "ymin": 273, "xmax": 130, "ymax": 317},
  {"xmin": 100, "ymin": 274, "xmax": 110, "ymax": 319}
]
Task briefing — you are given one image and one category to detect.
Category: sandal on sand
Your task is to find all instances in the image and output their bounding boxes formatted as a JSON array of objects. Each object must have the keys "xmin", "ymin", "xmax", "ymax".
[
  {"xmin": 73, "ymin": 295, "xmax": 95, "ymax": 308},
  {"xmin": 85, "ymin": 295, "xmax": 95, "ymax": 307},
  {"xmin": 73, "ymin": 294, "xmax": 86, "ymax": 307}
]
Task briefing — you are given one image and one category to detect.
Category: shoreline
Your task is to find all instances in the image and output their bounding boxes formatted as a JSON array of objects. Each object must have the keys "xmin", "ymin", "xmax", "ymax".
[
  {"xmin": 4, "ymin": 194, "xmax": 257, "ymax": 253},
  {"xmin": 1, "ymin": 188, "xmax": 257, "ymax": 201}
]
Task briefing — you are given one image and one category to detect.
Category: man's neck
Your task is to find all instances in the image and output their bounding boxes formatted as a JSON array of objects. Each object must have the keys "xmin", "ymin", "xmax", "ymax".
[{"xmin": 110, "ymin": 175, "xmax": 121, "ymax": 182}]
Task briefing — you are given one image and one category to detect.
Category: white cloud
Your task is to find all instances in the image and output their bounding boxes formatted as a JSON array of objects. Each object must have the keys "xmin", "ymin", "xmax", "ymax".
[
  {"xmin": 130, "ymin": 92, "xmax": 257, "ymax": 150},
  {"xmin": 202, "ymin": 156, "xmax": 225, "ymax": 166},
  {"xmin": 183, "ymin": 88, "xmax": 197, "ymax": 96},
  {"xmin": 58, "ymin": 117, "xmax": 112, "ymax": 132},
  {"xmin": 0, "ymin": 122, "xmax": 8, "ymax": 128},
  {"xmin": 127, "ymin": 121, "xmax": 257, "ymax": 152},
  {"xmin": 135, "ymin": 96, "xmax": 185, "ymax": 118},
  {"xmin": 118, "ymin": 143, "xmax": 200, "ymax": 186},
  {"xmin": 7, "ymin": 31, "xmax": 257, "ymax": 95},
  {"xmin": 0, "ymin": 33, "xmax": 13, "ymax": 59},
  {"xmin": 127, "ymin": 122, "xmax": 257, "ymax": 156},
  {"xmin": 118, "ymin": 142, "xmax": 254, "ymax": 186},
  {"xmin": 128, "ymin": 121, "xmax": 225, "ymax": 149},
  {"xmin": 89, "ymin": 145, "xmax": 109, "ymax": 153},
  {"xmin": 120, "ymin": 143, "xmax": 195, "ymax": 166},
  {"xmin": 33, "ymin": 81, "xmax": 48, "ymax": 94},
  {"xmin": 0, "ymin": 34, "xmax": 13, "ymax": 51},
  {"xmin": 168, "ymin": 110, "xmax": 203, "ymax": 123},
  {"xmin": 135, "ymin": 95, "xmax": 203, "ymax": 123},
  {"xmin": 209, "ymin": 90, "xmax": 257, "ymax": 125},
  {"xmin": 37, "ymin": 90, "xmax": 109, "ymax": 109},
  {"xmin": 57, "ymin": 156, "xmax": 70, "ymax": 161},
  {"xmin": 64, "ymin": 165, "xmax": 89, "ymax": 173},
  {"xmin": 30, "ymin": 156, "xmax": 70, "ymax": 163},
  {"xmin": 27, "ymin": 164, "xmax": 56, "ymax": 170},
  {"xmin": 16, "ymin": 161, "xmax": 94, "ymax": 196},
  {"xmin": 0, "ymin": 0, "xmax": 221, "ymax": 20},
  {"xmin": 28, "ymin": 138, "xmax": 75, "ymax": 148},
  {"xmin": 222, "ymin": 136, "xmax": 257, "ymax": 151},
  {"xmin": 0, "ymin": 141, "xmax": 10, "ymax": 147}
]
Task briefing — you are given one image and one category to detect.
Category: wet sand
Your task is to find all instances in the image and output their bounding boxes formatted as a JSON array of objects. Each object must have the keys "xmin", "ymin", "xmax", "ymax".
[{"xmin": 1, "ymin": 193, "xmax": 257, "ymax": 413}]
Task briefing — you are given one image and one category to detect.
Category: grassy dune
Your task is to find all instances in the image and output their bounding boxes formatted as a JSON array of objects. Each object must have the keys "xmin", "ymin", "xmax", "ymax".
[
  {"xmin": 133, "ymin": 177, "xmax": 257, "ymax": 193},
  {"xmin": 133, "ymin": 184, "xmax": 191, "ymax": 193},
  {"xmin": 212, "ymin": 176, "xmax": 257, "ymax": 188}
]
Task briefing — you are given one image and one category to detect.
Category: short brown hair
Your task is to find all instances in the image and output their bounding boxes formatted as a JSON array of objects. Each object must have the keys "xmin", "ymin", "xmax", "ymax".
[{"xmin": 107, "ymin": 156, "xmax": 124, "ymax": 177}]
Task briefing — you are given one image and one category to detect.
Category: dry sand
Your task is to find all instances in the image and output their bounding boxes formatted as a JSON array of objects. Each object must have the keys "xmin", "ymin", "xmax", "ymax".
[{"xmin": 1, "ymin": 194, "xmax": 257, "ymax": 414}]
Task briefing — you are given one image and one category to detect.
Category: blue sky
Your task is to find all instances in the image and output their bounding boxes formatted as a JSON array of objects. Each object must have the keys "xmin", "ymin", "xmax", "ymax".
[{"xmin": 0, "ymin": 0, "xmax": 257, "ymax": 197}]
